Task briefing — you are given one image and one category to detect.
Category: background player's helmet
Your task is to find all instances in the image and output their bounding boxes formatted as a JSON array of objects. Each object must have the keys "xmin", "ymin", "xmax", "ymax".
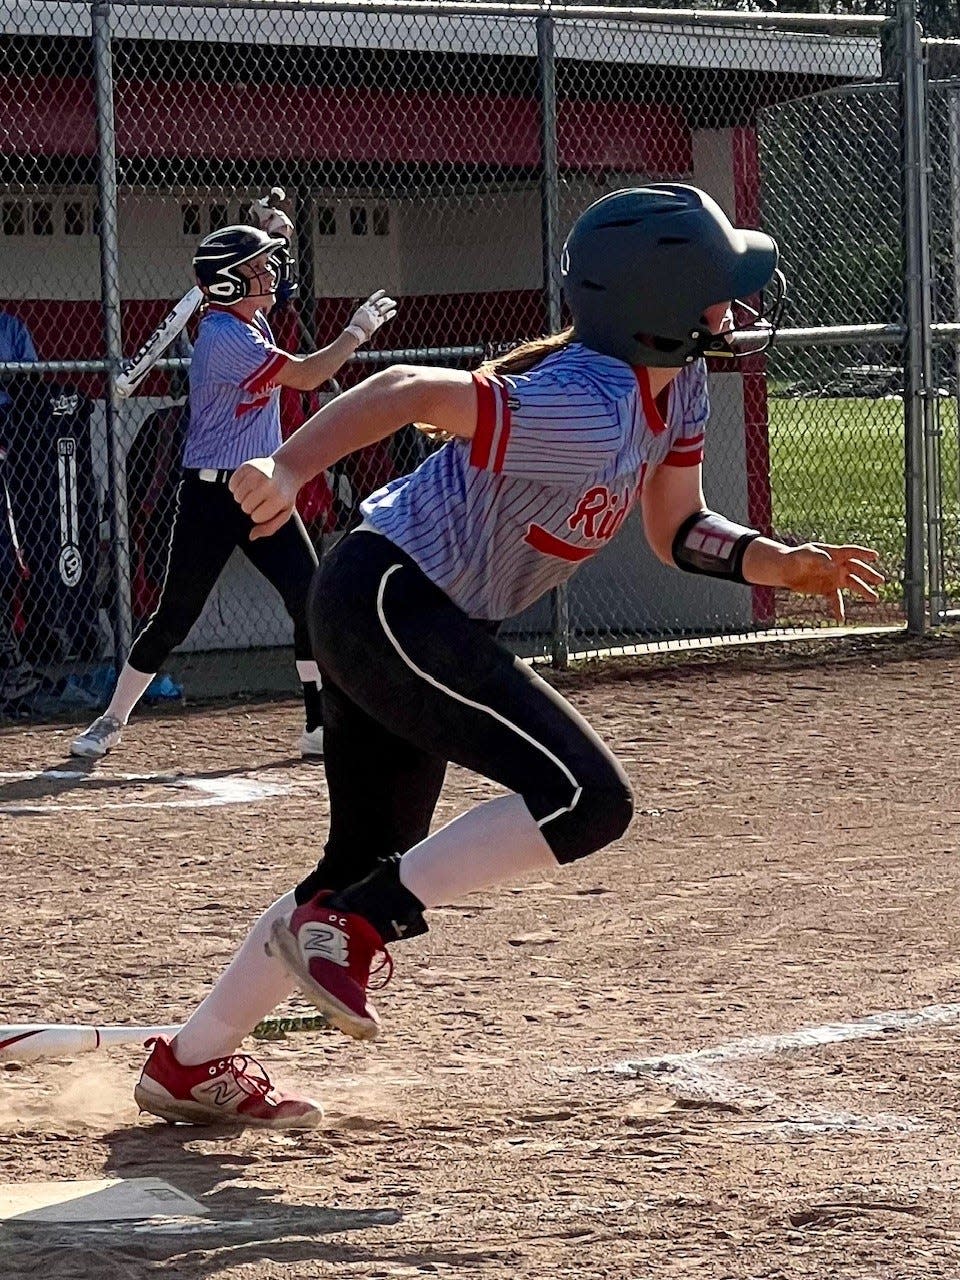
[
  {"xmin": 193, "ymin": 225, "xmax": 290, "ymax": 305},
  {"xmin": 561, "ymin": 184, "xmax": 783, "ymax": 367}
]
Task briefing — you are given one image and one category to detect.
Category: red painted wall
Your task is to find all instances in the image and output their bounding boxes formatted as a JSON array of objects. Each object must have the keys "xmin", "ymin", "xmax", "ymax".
[
  {"xmin": 5, "ymin": 75, "xmax": 691, "ymax": 172},
  {"xmin": 732, "ymin": 124, "xmax": 775, "ymax": 626},
  {"xmin": 0, "ymin": 290, "xmax": 549, "ymax": 397}
]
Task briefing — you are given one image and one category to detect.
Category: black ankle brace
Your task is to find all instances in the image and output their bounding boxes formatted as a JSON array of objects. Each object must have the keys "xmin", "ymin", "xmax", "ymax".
[{"xmin": 330, "ymin": 854, "xmax": 428, "ymax": 943}]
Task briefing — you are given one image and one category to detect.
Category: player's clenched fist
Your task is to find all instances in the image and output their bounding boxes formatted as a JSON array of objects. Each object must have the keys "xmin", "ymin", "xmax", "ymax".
[
  {"xmin": 249, "ymin": 196, "xmax": 294, "ymax": 242},
  {"xmin": 229, "ymin": 457, "xmax": 299, "ymax": 540}
]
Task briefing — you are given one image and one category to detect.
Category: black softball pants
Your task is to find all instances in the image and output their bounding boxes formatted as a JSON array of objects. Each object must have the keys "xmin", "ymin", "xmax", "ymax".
[
  {"xmin": 296, "ymin": 530, "xmax": 633, "ymax": 899},
  {"xmin": 127, "ymin": 470, "xmax": 317, "ymax": 676}
]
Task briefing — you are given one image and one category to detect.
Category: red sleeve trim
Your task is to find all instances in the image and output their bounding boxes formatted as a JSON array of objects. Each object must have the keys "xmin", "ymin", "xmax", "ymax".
[
  {"xmin": 469, "ymin": 373, "xmax": 511, "ymax": 472},
  {"xmin": 663, "ymin": 431, "xmax": 704, "ymax": 467},
  {"xmin": 663, "ymin": 448, "xmax": 704, "ymax": 467},
  {"xmin": 241, "ymin": 350, "xmax": 288, "ymax": 395},
  {"xmin": 469, "ymin": 373, "xmax": 495, "ymax": 468}
]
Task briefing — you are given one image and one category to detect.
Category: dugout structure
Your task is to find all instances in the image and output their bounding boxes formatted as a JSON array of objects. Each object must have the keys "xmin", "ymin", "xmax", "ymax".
[{"xmin": 0, "ymin": 1, "xmax": 891, "ymax": 693}]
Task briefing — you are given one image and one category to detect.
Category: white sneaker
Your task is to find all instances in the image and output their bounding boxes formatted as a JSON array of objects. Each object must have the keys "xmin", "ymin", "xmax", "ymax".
[
  {"xmin": 299, "ymin": 726, "xmax": 324, "ymax": 758},
  {"xmin": 71, "ymin": 713, "xmax": 123, "ymax": 759}
]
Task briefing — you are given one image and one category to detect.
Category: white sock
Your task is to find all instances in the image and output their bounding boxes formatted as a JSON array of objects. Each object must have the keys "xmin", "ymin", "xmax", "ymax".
[
  {"xmin": 172, "ymin": 892, "xmax": 297, "ymax": 1065},
  {"xmin": 105, "ymin": 663, "xmax": 155, "ymax": 724},
  {"xmin": 296, "ymin": 659, "xmax": 322, "ymax": 688},
  {"xmin": 398, "ymin": 793, "xmax": 559, "ymax": 908}
]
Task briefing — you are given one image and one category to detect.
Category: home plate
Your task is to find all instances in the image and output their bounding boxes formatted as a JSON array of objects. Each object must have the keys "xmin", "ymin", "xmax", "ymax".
[{"xmin": 0, "ymin": 1178, "xmax": 207, "ymax": 1224}]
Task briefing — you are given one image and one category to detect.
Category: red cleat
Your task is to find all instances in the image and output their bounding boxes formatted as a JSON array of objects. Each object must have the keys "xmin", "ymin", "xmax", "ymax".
[
  {"xmin": 269, "ymin": 894, "xmax": 393, "ymax": 1041},
  {"xmin": 134, "ymin": 1035, "xmax": 323, "ymax": 1129}
]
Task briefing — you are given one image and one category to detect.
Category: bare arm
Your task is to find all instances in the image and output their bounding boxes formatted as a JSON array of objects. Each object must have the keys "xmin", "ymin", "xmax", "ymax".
[
  {"xmin": 273, "ymin": 290, "xmax": 400, "ymax": 392},
  {"xmin": 640, "ymin": 456, "xmax": 705, "ymax": 564},
  {"xmin": 273, "ymin": 332, "xmax": 361, "ymax": 392},
  {"xmin": 641, "ymin": 460, "xmax": 883, "ymax": 620},
  {"xmin": 230, "ymin": 364, "xmax": 478, "ymax": 538}
]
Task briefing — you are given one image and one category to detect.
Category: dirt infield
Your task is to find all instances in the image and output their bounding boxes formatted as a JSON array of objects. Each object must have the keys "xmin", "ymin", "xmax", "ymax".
[{"xmin": 2, "ymin": 631, "xmax": 960, "ymax": 1279}]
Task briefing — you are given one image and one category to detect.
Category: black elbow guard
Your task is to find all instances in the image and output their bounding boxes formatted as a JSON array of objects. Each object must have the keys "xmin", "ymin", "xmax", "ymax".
[{"xmin": 671, "ymin": 510, "xmax": 760, "ymax": 584}]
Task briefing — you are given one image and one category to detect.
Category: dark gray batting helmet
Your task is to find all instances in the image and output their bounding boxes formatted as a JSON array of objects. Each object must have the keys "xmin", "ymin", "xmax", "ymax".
[
  {"xmin": 193, "ymin": 225, "xmax": 289, "ymax": 305},
  {"xmin": 561, "ymin": 184, "xmax": 783, "ymax": 367}
]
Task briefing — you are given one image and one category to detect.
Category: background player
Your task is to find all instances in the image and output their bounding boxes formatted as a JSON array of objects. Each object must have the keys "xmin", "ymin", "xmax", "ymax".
[
  {"xmin": 133, "ymin": 185, "xmax": 882, "ymax": 1126},
  {"xmin": 71, "ymin": 211, "xmax": 396, "ymax": 760}
]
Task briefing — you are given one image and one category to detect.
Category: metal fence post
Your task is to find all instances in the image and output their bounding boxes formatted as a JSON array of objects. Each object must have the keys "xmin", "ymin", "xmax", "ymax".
[
  {"xmin": 900, "ymin": 0, "xmax": 939, "ymax": 632},
  {"xmin": 537, "ymin": 12, "xmax": 569, "ymax": 669},
  {"xmin": 294, "ymin": 189, "xmax": 319, "ymax": 353},
  {"xmin": 538, "ymin": 14, "xmax": 562, "ymax": 338},
  {"xmin": 92, "ymin": 0, "xmax": 133, "ymax": 665},
  {"xmin": 948, "ymin": 90, "xmax": 960, "ymax": 613}
]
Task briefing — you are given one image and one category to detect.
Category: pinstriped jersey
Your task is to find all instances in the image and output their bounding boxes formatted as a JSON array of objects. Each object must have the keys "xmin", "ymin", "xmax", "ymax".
[
  {"xmin": 183, "ymin": 308, "xmax": 289, "ymax": 470},
  {"xmin": 360, "ymin": 343, "xmax": 709, "ymax": 621}
]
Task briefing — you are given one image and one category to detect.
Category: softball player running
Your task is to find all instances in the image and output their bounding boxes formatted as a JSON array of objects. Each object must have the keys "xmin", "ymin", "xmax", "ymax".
[
  {"xmin": 133, "ymin": 185, "xmax": 882, "ymax": 1127},
  {"xmin": 71, "ymin": 215, "xmax": 395, "ymax": 761}
]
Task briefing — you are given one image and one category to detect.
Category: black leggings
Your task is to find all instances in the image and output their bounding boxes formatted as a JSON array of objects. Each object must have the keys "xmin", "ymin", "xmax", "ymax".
[
  {"xmin": 297, "ymin": 531, "xmax": 633, "ymax": 899},
  {"xmin": 128, "ymin": 471, "xmax": 317, "ymax": 675}
]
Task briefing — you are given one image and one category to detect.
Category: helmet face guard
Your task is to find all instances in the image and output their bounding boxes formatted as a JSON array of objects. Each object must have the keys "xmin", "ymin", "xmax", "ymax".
[
  {"xmin": 269, "ymin": 242, "xmax": 298, "ymax": 302},
  {"xmin": 561, "ymin": 184, "xmax": 784, "ymax": 368},
  {"xmin": 193, "ymin": 225, "xmax": 292, "ymax": 305},
  {"xmin": 695, "ymin": 268, "xmax": 787, "ymax": 361}
]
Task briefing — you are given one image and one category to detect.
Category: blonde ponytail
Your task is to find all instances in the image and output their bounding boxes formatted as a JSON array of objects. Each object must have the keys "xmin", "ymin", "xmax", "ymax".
[
  {"xmin": 415, "ymin": 327, "xmax": 576, "ymax": 442},
  {"xmin": 476, "ymin": 326, "xmax": 576, "ymax": 378}
]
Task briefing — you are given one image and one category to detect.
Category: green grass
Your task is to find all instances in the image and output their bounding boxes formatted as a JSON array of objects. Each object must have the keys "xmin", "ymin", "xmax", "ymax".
[{"xmin": 767, "ymin": 394, "xmax": 960, "ymax": 602}]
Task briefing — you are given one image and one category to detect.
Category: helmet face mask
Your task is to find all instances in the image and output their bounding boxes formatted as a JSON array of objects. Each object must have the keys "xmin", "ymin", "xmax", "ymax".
[
  {"xmin": 694, "ymin": 268, "xmax": 787, "ymax": 361},
  {"xmin": 193, "ymin": 225, "xmax": 292, "ymax": 305},
  {"xmin": 237, "ymin": 251, "xmax": 279, "ymax": 301},
  {"xmin": 268, "ymin": 242, "xmax": 298, "ymax": 302},
  {"xmin": 561, "ymin": 184, "xmax": 784, "ymax": 367}
]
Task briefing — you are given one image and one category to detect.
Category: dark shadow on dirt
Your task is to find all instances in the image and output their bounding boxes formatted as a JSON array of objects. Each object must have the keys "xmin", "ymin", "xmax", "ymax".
[{"xmin": 0, "ymin": 1123, "xmax": 511, "ymax": 1279}]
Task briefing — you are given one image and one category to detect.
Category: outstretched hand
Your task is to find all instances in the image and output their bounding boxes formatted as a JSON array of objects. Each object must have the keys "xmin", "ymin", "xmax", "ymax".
[
  {"xmin": 780, "ymin": 543, "xmax": 884, "ymax": 621},
  {"xmin": 346, "ymin": 289, "xmax": 398, "ymax": 345},
  {"xmin": 229, "ymin": 457, "xmax": 299, "ymax": 540}
]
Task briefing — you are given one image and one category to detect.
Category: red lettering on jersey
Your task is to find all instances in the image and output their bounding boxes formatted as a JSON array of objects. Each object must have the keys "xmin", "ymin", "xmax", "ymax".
[
  {"xmin": 529, "ymin": 480, "xmax": 641, "ymax": 563},
  {"xmin": 568, "ymin": 486, "xmax": 610, "ymax": 538},
  {"xmin": 597, "ymin": 492, "xmax": 630, "ymax": 540},
  {"xmin": 236, "ymin": 395, "xmax": 271, "ymax": 418},
  {"xmin": 524, "ymin": 525, "xmax": 595, "ymax": 562}
]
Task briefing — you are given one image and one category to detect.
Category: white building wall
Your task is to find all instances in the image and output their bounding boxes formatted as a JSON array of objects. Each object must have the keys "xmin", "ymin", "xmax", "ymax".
[
  {"xmin": 395, "ymin": 189, "xmax": 541, "ymax": 295},
  {"xmin": 2, "ymin": 175, "xmax": 697, "ymax": 303},
  {"xmin": 691, "ymin": 128, "xmax": 738, "ymax": 220},
  {"xmin": 0, "ymin": 191, "xmax": 100, "ymax": 300}
]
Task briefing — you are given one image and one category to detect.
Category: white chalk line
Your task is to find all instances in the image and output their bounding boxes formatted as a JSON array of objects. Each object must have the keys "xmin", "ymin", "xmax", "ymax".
[
  {"xmin": 612, "ymin": 1000, "xmax": 960, "ymax": 1073},
  {"xmin": 0, "ymin": 768, "xmax": 315, "ymax": 813},
  {"xmin": 603, "ymin": 1000, "xmax": 960, "ymax": 1135}
]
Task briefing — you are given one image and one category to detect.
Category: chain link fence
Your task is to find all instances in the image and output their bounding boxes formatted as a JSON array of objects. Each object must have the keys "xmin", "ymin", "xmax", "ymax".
[
  {"xmin": 0, "ymin": 0, "xmax": 938, "ymax": 718},
  {"xmin": 761, "ymin": 78, "xmax": 908, "ymax": 627},
  {"xmin": 925, "ymin": 52, "xmax": 960, "ymax": 620}
]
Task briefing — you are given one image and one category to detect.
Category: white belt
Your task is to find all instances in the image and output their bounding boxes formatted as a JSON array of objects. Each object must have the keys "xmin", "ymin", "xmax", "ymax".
[{"xmin": 196, "ymin": 468, "xmax": 232, "ymax": 484}]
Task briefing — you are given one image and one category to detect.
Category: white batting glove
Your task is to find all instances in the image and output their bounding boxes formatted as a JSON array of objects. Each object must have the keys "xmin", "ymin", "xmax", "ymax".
[
  {"xmin": 344, "ymin": 289, "xmax": 398, "ymax": 345},
  {"xmin": 250, "ymin": 200, "xmax": 294, "ymax": 242}
]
